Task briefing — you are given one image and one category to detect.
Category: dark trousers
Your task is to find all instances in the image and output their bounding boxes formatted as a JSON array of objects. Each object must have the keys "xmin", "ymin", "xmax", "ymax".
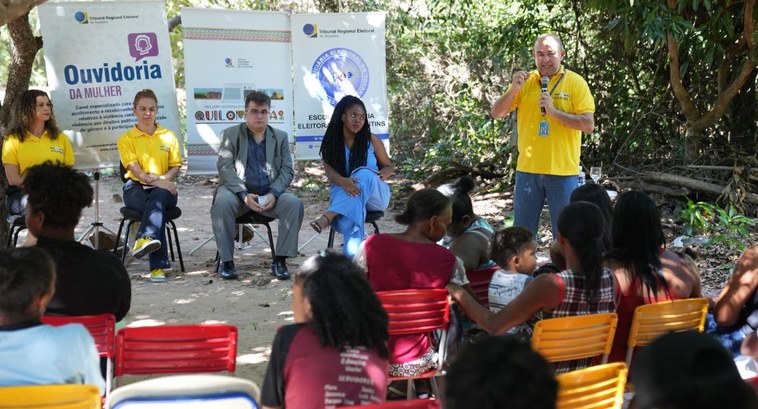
[{"xmin": 123, "ymin": 180, "xmax": 177, "ymax": 270}]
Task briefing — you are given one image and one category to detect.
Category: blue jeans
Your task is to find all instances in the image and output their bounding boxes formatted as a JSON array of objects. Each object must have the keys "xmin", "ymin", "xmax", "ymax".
[
  {"xmin": 123, "ymin": 180, "xmax": 178, "ymax": 270},
  {"xmin": 513, "ymin": 171, "xmax": 577, "ymax": 239}
]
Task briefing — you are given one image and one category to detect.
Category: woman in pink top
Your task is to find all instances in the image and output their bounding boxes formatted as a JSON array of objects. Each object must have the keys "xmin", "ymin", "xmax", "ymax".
[
  {"xmin": 355, "ymin": 188, "xmax": 468, "ymax": 379},
  {"xmin": 606, "ymin": 191, "xmax": 701, "ymax": 362}
]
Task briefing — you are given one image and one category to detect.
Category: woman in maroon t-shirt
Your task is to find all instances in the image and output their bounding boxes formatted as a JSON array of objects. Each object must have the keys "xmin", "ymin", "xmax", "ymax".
[{"xmin": 260, "ymin": 252, "xmax": 389, "ymax": 409}]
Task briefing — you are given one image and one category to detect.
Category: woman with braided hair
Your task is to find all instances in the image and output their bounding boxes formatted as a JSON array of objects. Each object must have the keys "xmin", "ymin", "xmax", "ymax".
[{"xmin": 309, "ymin": 96, "xmax": 393, "ymax": 257}]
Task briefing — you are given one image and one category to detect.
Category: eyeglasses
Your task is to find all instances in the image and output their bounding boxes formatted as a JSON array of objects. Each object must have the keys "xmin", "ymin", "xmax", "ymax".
[
  {"xmin": 248, "ymin": 109, "xmax": 269, "ymax": 117},
  {"xmin": 349, "ymin": 113, "xmax": 366, "ymax": 121}
]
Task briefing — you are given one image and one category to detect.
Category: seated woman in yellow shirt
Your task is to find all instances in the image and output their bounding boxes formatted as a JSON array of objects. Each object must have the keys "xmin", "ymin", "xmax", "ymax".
[
  {"xmin": 2, "ymin": 90, "xmax": 74, "ymax": 216},
  {"xmin": 117, "ymin": 89, "xmax": 182, "ymax": 283}
]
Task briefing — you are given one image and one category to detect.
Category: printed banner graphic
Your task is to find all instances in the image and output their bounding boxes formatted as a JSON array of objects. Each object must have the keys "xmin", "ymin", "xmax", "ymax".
[
  {"xmin": 183, "ymin": 8, "xmax": 292, "ymax": 174},
  {"xmin": 291, "ymin": 13, "xmax": 389, "ymax": 160},
  {"xmin": 39, "ymin": 1, "xmax": 181, "ymax": 169}
]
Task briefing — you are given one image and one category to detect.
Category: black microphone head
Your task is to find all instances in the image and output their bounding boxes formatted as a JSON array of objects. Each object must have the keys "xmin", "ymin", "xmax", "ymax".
[{"xmin": 541, "ymin": 76, "xmax": 549, "ymax": 92}]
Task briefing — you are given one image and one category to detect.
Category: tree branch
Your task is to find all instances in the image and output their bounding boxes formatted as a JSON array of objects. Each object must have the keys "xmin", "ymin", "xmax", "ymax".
[
  {"xmin": 0, "ymin": 0, "xmax": 47, "ymax": 28},
  {"xmin": 168, "ymin": 15, "xmax": 181, "ymax": 32},
  {"xmin": 666, "ymin": 1, "xmax": 700, "ymax": 121}
]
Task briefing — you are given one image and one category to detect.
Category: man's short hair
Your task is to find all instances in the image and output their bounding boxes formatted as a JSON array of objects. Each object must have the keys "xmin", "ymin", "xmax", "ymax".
[{"xmin": 245, "ymin": 90, "xmax": 271, "ymax": 109}]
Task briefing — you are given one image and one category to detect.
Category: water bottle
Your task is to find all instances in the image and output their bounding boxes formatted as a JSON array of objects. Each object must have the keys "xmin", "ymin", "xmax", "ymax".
[{"xmin": 577, "ymin": 166, "xmax": 585, "ymax": 187}]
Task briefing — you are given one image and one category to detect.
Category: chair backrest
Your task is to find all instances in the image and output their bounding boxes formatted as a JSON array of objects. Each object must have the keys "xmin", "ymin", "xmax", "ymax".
[
  {"xmin": 531, "ymin": 313, "xmax": 618, "ymax": 365},
  {"xmin": 555, "ymin": 363, "xmax": 628, "ymax": 409},
  {"xmin": 467, "ymin": 267, "xmax": 498, "ymax": 307},
  {"xmin": 375, "ymin": 289, "xmax": 450, "ymax": 336},
  {"xmin": 0, "ymin": 384, "xmax": 101, "ymax": 409},
  {"xmin": 105, "ymin": 374, "xmax": 259, "ymax": 409},
  {"xmin": 114, "ymin": 325, "xmax": 238, "ymax": 377},
  {"xmin": 626, "ymin": 298, "xmax": 709, "ymax": 366},
  {"xmin": 338, "ymin": 399, "xmax": 441, "ymax": 409},
  {"xmin": 42, "ymin": 314, "xmax": 117, "ymax": 358}
]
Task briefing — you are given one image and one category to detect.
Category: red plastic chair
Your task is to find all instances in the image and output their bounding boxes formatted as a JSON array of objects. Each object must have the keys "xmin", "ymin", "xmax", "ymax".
[
  {"xmin": 114, "ymin": 324, "xmax": 238, "ymax": 388},
  {"xmin": 339, "ymin": 399, "xmax": 441, "ymax": 408},
  {"xmin": 467, "ymin": 266, "xmax": 498, "ymax": 307},
  {"xmin": 376, "ymin": 289, "xmax": 450, "ymax": 399},
  {"xmin": 42, "ymin": 313, "xmax": 117, "ymax": 397}
]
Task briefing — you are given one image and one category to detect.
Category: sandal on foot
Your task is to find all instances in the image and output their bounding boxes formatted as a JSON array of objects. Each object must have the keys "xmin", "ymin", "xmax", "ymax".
[{"xmin": 309, "ymin": 215, "xmax": 330, "ymax": 233}]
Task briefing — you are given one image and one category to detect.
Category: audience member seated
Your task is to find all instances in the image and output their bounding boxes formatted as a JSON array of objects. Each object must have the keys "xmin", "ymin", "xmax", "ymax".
[
  {"xmin": 606, "ymin": 191, "xmax": 701, "ymax": 363},
  {"xmin": 211, "ymin": 90, "xmax": 303, "ymax": 281},
  {"xmin": 487, "ymin": 226, "xmax": 537, "ymax": 339},
  {"xmin": 444, "ymin": 335, "xmax": 557, "ymax": 409},
  {"xmin": 536, "ymin": 183, "xmax": 613, "ymax": 276},
  {"xmin": 630, "ymin": 331, "xmax": 757, "ymax": 409},
  {"xmin": 117, "ymin": 89, "xmax": 182, "ymax": 283},
  {"xmin": 309, "ymin": 95, "xmax": 393, "ymax": 258},
  {"xmin": 0, "ymin": 247, "xmax": 104, "ymax": 394},
  {"xmin": 2, "ymin": 90, "xmax": 74, "ymax": 246},
  {"xmin": 448, "ymin": 201, "xmax": 615, "ymax": 373},
  {"xmin": 710, "ymin": 244, "xmax": 758, "ymax": 356},
  {"xmin": 354, "ymin": 189, "xmax": 469, "ymax": 383},
  {"xmin": 24, "ymin": 163, "xmax": 131, "ymax": 321},
  {"xmin": 438, "ymin": 175, "xmax": 496, "ymax": 273},
  {"xmin": 260, "ymin": 252, "xmax": 389, "ymax": 409}
]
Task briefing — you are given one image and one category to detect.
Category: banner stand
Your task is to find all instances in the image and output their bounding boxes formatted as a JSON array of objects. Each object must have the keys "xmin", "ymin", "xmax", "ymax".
[{"xmin": 77, "ymin": 171, "xmax": 117, "ymax": 248}]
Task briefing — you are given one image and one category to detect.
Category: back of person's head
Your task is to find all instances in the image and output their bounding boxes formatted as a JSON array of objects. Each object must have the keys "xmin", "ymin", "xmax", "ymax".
[
  {"xmin": 395, "ymin": 188, "xmax": 451, "ymax": 225},
  {"xmin": 491, "ymin": 226, "xmax": 534, "ymax": 269},
  {"xmin": 296, "ymin": 251, "xmax": 388, "ymax": 359},
  {"xmin": 558, "ymin": 201, "xmax": 605, "ymax": 298},
  {"xmin": 438, "ymin": 175, "xmax": 476, "ymax": 224},
  {"xmin": 607, "ymin": 191, "xmax": 666, "ymax": 297},
  {"xmin": 570, "ymin": 183, "xmax": 613, "ymax": 251},
  {"xmin": 445, "ymin": 335, "xmax": 557, "ymax": 409},
  {"xmin": 24, "ymin": 163, "xmax": 94, "ymax": 231},
  {"xmin": 631, "ymin": 331, "xmax": 758, "ymax": 409},
  {"xmin": 0, "ymin": 247, "xmax": 55, "ymax": 323}
]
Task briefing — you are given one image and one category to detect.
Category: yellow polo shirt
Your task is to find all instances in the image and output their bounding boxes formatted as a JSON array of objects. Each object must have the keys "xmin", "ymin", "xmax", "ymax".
[
  {"xmin": 117, "ymin": 124, "xmax": 182, "ymax": 182},
  {"xmin": 506, "ymin": 66, "xmax": 595, "ymax": 176},
  {"xmin": 1, "ymin": 130, "xmax": 75, "ymax": 175}
]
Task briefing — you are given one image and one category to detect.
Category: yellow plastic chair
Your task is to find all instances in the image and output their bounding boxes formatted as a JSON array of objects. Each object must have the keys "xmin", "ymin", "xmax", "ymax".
[
  {"xmin": 556, "ymin": 363, "xmax": 628, "ymax": 409},
  {"xmin": 532, "ymin": 313, "xmax": 618, "ymax": 365},
  {"xmin": 0, "ymin": 384, "xmax": 101, "ymax": 409},
  {"xmin": 625, "ymin": 298, "xmax": 709, "ymax": 368}
]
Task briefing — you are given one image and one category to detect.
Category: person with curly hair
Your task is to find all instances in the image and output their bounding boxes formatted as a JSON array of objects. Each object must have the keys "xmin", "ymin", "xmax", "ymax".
[
  {"xmin": 117, "ymin": 89, "xmax": 182, "ymax": 283},
  {"xmin": 2, "ymin": 90, "xmax": 74, "ymax": 218},
  {"xmin": 309, "ymin": 96, "xmax": 393, "ymax": 257},
  {"xmin": 260, "ymin": 252, "xmax": 389, "ymax": 409}
]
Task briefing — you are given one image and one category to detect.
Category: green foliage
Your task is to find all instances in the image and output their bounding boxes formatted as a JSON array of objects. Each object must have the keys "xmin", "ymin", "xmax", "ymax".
[{"xmin": 679, "ymin": 199, "xmax": 756, "ymax": 252}]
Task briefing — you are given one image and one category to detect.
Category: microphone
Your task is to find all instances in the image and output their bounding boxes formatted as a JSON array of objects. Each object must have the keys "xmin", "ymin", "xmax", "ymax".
[{"xmin": 540, "ymin": 76, "xmax": 549, "ymax": 115}]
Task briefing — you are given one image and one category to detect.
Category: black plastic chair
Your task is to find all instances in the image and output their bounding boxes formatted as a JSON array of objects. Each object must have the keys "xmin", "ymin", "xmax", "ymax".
[
  {"xmin": 113, "ymin": 207, "xmax": 185, "ymax": 272},
  {"xmin": 214, "ymin": 211, "xmax": 276, "ymax": 274},
  {"xmin": 327, "ymin": 210, "xmax": 384, "ymax": 248},
  {"xmin": 6, "ymin": 214, "xmax": 27, "ymax": 248}
]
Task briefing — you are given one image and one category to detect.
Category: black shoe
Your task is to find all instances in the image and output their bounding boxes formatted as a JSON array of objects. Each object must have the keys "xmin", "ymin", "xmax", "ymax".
[
  {"xmin": 220, "ymin": 262, "xmax": 238, "ymax": 280},
  {"xmin": 271, "ymin": 259, "xmax": 290, "ymax": 280}
]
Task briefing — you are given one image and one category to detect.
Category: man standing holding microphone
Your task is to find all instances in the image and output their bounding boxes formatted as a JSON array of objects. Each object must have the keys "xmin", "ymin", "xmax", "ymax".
[{"xmin": 492, "ymin": 33, "xmax": 595, "ymax": 239}]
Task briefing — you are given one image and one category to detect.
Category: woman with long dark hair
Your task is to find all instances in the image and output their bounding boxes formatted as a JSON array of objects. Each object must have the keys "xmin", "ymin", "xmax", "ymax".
[
  {"xmin": 606, "ymin": 191, "xmax": 701, "ymax": 362},
  {"xmin": 260, "ymin": 252, "xmax": 389, "ymax": 408},
  {"xmin": 2, "ymin": 90, "xmax": 74, "ymax": 217},
  {"xmin": 309, "ymin": 96, "xmax": 393, "ymax": 257}
]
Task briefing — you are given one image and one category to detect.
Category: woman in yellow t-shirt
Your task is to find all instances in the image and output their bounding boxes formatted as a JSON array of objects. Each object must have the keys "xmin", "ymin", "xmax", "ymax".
[
  {"xmin": 117, "ymin": 89, "xmax": 181, "ymax": 283},
  {"xmin": 2, "ymin": 90, "xmax": 74, "ymax": 216}
]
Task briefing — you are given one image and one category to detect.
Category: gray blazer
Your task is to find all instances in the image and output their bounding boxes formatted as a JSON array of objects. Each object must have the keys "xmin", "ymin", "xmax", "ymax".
[{"xmin": 216, "ymin": 123, "xmax": 294, "ymax": 197}]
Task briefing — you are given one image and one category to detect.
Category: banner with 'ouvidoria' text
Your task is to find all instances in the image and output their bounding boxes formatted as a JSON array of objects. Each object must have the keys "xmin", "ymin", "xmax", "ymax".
[
  {"xmin": 38, "ymin": 1, "xmax": 181, "ymax": 170},
  {"xmin": 291, "ymin": 13, "xmax": 389, "ymax": 160}
]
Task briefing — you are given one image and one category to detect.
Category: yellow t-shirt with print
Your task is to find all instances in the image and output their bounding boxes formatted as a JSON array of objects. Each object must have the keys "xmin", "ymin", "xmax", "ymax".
[
  {"xmin": 506, "ymin": 66, "xmax": 595, "ymax": 176},
  {"xmin": 117, "ymin": 124, "xmax": 182, "ymax": 182},
  {"xmin": 1, "ymin": 130, "xmax": 75, "ymax": 175}
]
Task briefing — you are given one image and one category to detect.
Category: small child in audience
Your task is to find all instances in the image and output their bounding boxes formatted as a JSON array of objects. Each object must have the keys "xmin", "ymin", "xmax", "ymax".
[
  {"xmin": 488, "ymin": 227, "xmax": 537, "ymax": 338},
  {"xmin": 0, "ymin": 247, "xmax": 104, "ymax": 393}
]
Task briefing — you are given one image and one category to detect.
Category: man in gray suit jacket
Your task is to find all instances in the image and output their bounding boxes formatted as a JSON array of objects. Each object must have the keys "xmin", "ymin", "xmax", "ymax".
[{"xmin": 211, "ymin": 90, "xmax": 304, "ymax": 280}]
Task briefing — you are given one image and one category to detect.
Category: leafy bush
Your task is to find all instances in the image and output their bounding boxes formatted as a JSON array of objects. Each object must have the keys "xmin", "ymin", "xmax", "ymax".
[{"xmin": 679, "ymin": 199, "xmax": 756, "ymax": 252}]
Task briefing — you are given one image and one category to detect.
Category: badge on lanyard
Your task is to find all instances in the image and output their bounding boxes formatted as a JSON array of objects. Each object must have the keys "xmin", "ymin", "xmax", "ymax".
[{"xmin": 539, "ymin": 120, "xmax": 549, "ymax": 137}]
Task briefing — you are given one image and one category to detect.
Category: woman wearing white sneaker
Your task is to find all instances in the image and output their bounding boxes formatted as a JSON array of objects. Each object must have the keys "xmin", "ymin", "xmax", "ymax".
[{"xmin": 117, "ymin": 89, "xmax": 182, "ymax": 283}]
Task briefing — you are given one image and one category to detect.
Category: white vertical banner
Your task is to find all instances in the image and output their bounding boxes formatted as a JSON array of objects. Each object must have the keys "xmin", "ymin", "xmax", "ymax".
[
  {"xmin": 182, "ymin": 8, "xmax": 292, "ymax": 175},
  {"xmin": 291, "ymin": 13, "xmax": 388, "ymax": 160},
  {"xmin": 38, "ymin": 1, "xmax": 180, "ymax": 170}
]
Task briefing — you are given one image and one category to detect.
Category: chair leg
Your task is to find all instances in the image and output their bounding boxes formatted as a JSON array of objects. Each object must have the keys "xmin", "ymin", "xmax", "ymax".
[
  {"xmin": 12, "ymin": 227, "xmax": 25, "ymax": 248},
  {"xmin": 264, "ymin": 223, "xmax": 276, "ymax": 259},
  {"xmin": 105, "ymin": 357, "xmax": 113, "ymax": 397},
  {"xmin": 6, "ymin": 225, "xmax": 15, "ymax": 248},
  {"xmin": 113, "ymin": 218, "xmax": 126, "ymax": 255},
  {"xmin": 214, "ymin": 251, "xmax": 221, "ymax": 274},
  {"xmin": 327, "ymin": 227, "xmax": 336, "ymax": 248},
  {"xmin": 166, "ymin": 224, "xmax": 176, "ymax": 261},
  {"xmin": 121, "ymin": 220, "xmax": 135, "ymax": 265},
  {"xmin": 168, "ymin": 220, "xmax": 185, "ymax": 272},
  {"xmin": 371, "ymin": 221, "xmax": 380, "ymax": 234}
]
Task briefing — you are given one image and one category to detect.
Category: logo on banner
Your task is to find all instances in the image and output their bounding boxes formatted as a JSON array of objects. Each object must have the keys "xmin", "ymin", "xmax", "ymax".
[
  {"xmin": 311, "ymin": 47, "xmax": 369, "ymax": 106},
  {"xmin": 128, "ymin": 33, "xmax": 159, "ymax": 61},
  {"xmin": 74, "ymin": 11, "xmax": 89, "ymax": 24},
  {"xmin": 225, "ymin": 58, "xmax": 233, "ymax": 67},
  {"xmin": 303, "ymin": 24, "xmax": 318, "ymax": 38}
]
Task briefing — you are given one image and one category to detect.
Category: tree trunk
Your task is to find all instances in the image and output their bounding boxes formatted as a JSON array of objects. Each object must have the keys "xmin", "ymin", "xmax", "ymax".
[{"xmin": 683, "ymin": 126, "xmax": 702, "ymax": 163}]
